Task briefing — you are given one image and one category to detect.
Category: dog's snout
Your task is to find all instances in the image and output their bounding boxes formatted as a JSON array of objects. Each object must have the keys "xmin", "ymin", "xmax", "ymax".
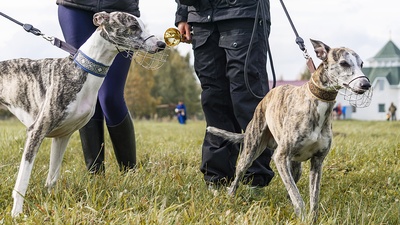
[
  {"xmin": 157, "ymin": 41, "xmax": 166, "ymax": 51},
  {"xmin": 359, "ymin": 79, "xmax": 371, "ymax": 90},
  {"xmin": 157, "ymin": 41, "xmax": 166, "ymax": 48}
]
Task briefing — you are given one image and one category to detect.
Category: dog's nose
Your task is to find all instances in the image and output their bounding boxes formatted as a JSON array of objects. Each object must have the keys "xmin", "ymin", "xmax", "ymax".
[
  {"xmin": 359, "ymin": 79, "xmax": 371, "ymax": 90},
  {"xmin": 157, "ymin": 41, "xmax": 166, "ymax": 51}
]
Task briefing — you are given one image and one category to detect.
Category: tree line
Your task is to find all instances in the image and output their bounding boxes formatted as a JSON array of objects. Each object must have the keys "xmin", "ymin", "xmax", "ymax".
[{"xmin": 125, "ymin": 48, "xmax": 203, "ymax": 120}]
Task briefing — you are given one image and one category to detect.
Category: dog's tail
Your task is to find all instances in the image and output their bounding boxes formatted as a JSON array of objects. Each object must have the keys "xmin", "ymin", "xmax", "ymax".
[{"xmin": 206, "ymin": 126, "xmax": 244, "ymax": 143}]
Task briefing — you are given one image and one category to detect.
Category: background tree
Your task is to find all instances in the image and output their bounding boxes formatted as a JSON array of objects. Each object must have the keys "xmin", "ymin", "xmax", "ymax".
[
  {"xmin": 299, "ymin": 65, "xmax": 311, "ymax": 80},
  {"xmin": 125, "ymin": 48, "xmax": 202, "ymax": 120},
  {"xmin": 152, "ymin": 48, "xmax": 202, "ymax": 119},
  {"xmin": 125, "ymin": 61, "xmax": 160, "ymax": 119}
]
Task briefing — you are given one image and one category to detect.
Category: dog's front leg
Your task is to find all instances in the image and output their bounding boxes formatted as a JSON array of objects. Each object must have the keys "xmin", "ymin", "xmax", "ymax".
[
  {"xmin": 12, "ymin": 130, "xmax": 45, "ymax": 217},
  {"xmin": 45, "ymin": 135, "xmax": 72, "ymax": 190},
  {"xmin": 274, "ymin": 150, "xmax": 306, "ymax": 220},
  {"xmin": 309, "ymin": 155, "xmax": 326, "ymax": 223}
]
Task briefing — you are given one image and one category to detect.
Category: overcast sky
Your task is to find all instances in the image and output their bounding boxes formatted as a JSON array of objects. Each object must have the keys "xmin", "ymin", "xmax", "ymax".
[{"xmin": 0, "ymin": 1, "xmax": 398, "ymax": 80}]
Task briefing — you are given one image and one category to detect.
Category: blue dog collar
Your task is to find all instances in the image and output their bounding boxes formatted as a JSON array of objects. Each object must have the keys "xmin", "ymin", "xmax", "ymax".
[{"xmin": 73, "ymin": 50, "xmax": 109, "ymax": 77}]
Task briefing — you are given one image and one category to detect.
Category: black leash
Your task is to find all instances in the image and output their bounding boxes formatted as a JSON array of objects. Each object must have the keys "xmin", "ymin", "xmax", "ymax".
[
  {"xmin": 278, "ymin": 0, "xmax": 316, "ymax": 73},
  {"xmin": 245, "ymin": 0, "xmax": 317, "ymax": 100},
  {"xmin": 0, "ymin": 11, "xmax": 77, "ymax": 56},
  {"xmin": 244, "ymin": 0, "xmax": 276, "ymax": 99}
]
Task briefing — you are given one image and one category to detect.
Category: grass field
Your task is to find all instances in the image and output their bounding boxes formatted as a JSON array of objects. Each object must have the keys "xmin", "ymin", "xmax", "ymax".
[{"xmin": 0, "ymin": 119, "xmax": 399, "ymax": 224}]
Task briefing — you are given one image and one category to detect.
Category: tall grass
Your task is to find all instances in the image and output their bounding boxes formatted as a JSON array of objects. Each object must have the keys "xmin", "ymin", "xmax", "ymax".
[{"xmin": 0, "ymin": 119, "xmax": 399, "ymax": 224}]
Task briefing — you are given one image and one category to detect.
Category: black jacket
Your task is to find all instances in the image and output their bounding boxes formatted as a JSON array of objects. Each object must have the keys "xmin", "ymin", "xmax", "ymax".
[
  {"xmin": 56, "ymin": 0, "xmax": 140, "ymax": 17},
  {"xmin": 175, "ymin": 0, "xmax": 270, "ymax": 25}
]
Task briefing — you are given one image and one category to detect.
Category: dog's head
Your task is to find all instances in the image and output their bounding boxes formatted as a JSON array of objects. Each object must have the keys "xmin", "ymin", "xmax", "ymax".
[
  {"xmin": 93, "ymin": 11, "xmax": 165, "ymax": 54},
  {"xmin": 311, "ymin": 39, "xmax": 372, "ymax": 107}
]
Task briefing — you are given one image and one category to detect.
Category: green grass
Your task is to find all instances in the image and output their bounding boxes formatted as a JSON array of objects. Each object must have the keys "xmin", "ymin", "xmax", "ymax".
[{"xmin": 0, "ymin": 119, "xmax": 399, "ymax": 224}]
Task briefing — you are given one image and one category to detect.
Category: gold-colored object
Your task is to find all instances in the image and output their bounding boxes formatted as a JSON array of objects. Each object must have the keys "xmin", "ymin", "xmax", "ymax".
[{"xmin": 164, "ymin": 28, "xmax": 182, "ymax": 47}]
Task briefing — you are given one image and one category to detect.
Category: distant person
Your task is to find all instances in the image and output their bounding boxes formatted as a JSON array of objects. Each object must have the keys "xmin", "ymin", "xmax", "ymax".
[
  {"xmin": 388, "ymin": 102, "xmax": 397, "ymax": 121},
  {"xmin": 333, "ymin": 103, "xmax": 342, "ymax": 120},
  {"xmin": 342, "ymin": 106, "xmax": 346, "ymax": 119},
  {"xmin": 175, "ymin": 101, "xmax": 187, "ymax": 124}
]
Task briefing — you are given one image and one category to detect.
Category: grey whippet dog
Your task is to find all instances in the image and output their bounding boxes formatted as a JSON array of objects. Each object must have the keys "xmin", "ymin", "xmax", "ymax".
[
  {"xmin": 0, "ymin": 11, "xmax": 165, "ymax": 217},
  {"xmin": 207, "ymin": 39, "xmax": 372, "ymax": 222}
]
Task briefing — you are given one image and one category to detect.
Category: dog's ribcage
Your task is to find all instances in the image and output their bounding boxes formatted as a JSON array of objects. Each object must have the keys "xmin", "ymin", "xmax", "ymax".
[
  {"xmin": 262, "ymin": 84, "xmax": 334, "ymax": 161},
  {"xmin": 0, "ymin": 58, "xmax": 94, "ymax": 137}
]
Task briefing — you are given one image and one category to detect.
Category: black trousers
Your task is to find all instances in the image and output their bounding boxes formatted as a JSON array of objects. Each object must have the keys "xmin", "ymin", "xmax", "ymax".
[{"xmin": 192, "ymin": 19, "xmax": 275, "ymax": 187}]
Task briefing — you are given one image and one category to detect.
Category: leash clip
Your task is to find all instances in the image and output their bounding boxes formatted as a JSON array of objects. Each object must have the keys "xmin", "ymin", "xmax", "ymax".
[
  {"xmin": 22, "ymin": 24, "xmax": 42, "ymax": 36},
  {"xmin": 41, "ymin": 34, "xmax": 54, "ymax": 43},
  {"xmin": 302, "ymin": 49, "xmax": 311, "ymax": 60}
]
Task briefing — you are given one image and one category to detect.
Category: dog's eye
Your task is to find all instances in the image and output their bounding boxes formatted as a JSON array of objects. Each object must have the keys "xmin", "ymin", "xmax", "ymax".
[
  {"xmin": 360, "ymin": 61, "xmax": 364, "ymax": 68},
  {"xmin": 130, "ymin": 25, "xmax": 138, "ymax": 30},
  {"xmin": 339, "ymin": 60, "xmax": 350, "ymax": 67}
]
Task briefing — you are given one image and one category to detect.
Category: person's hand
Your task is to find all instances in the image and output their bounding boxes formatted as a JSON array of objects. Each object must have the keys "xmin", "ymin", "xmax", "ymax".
[{"xmin": 177, "ymin": 22, "xmax": 192, "ymax": 44}]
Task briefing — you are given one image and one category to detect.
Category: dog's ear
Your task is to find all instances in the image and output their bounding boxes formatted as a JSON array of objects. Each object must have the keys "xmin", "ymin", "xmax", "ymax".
[
  {"xmin": 310, "ymin": 39, "xmax": 331, "ymax": 61},
  {"xmin": 93, "ymin": 11, "xmax": 110, "ymax": 27}
]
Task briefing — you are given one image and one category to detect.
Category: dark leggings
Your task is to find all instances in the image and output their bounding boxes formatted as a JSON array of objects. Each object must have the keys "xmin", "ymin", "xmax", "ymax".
[{"xmin": 58, "ymin": 5, "xmax": 131, "ymax": 126}]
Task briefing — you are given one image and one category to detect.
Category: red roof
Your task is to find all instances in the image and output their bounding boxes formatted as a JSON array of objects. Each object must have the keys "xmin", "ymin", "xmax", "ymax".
[{"xmin": 269, "ymin": 80, "xmax": 307, "ymax": 88}]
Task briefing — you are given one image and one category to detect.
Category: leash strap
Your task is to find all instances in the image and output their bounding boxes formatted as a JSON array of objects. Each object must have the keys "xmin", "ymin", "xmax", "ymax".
[
  {"xmin": 278, "ymin": 0, "xmax": 316, "ymax": 74},
  {"xmin": 306, "ymin": 57, "xmax": 316, "ymax": 74},
  {"xmin": 53, "ymin": 37, "xmax": 78, "ymax": 56},
  {"xmin": 0, "ymin": 11, "xmax": 77, "ymax": 56}
]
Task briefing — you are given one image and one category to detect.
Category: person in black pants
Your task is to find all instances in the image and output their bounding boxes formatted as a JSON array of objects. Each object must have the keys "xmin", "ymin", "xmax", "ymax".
[
  {"xmin": 56, "ymin": 0, "xmax": 139, "ymax": 173},
  {"xmin": 175, "ymin": 0, "xmax": 275, "ymax": 189}
]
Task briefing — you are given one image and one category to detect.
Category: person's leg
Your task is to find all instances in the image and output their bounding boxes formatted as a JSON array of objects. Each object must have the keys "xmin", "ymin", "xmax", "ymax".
[
  {"xmin": 193, "ymin": 23, "xmax": 242, "ymax": 187},
  {"xmin": 58, "ymin": 5, "xmax": 106, "ymax": 173},
  {"xmin": 58, "ymin": 6, "xmax": 96, "ymax": 48},
  {"xmin": 100, "ymin": 54, "xmax": 136, "ymax": 171},
  {"xmin": 178, "ymin": 115, "xmax": 184, "ymax": 124},
  {"xmin": 219, "ymin": 19, "xmax": 274, "ymax": 187}
]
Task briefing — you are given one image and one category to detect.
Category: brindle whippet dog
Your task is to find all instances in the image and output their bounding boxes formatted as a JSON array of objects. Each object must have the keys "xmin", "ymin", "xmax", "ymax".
[
  {"xmin": 207, "ymin": 39, "xmax": 372, "ymax": 222},
  {"xmin": 0, "ymin": 11, "xmax": 165, "ymax": 217}
]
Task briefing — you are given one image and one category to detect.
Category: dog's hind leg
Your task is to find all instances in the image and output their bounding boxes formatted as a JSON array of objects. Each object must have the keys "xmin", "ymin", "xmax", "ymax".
[
  {"xmin": 227, "ymin": 123, "xmax": 271, "ymax": 196},
  {"xmin": 227, "ymin": 150, "xmax": 250, "ymax": 196},
  {"xmin": 45, "ymin": 135, "xmax": 72, "ymax": 190},
  {"xmin": 228, "ymin": 149, "xmax": 260, "ymax": 195},
  {"xmin": 12, "ymin": 129, "xmax": 46, "ymax": 217},
  {"xmin": 274, "ymin": 149, "xmax": 306, "ymax": 220},
  {"xmin": 290, "ymin": 161, "xmax": 302, "ymax": 183}
]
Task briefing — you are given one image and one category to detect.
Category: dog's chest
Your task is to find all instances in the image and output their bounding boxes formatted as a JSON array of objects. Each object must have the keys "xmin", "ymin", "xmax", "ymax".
[
  {"xmin": 48, "ymin": 75, "xmax": 103, "ymax": 137},
  {"xmin": 290, "ymin": 101, "xmax": 333, "ymax": 161}
]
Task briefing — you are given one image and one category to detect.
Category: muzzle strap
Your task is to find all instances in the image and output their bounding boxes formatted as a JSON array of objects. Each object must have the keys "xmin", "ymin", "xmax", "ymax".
[
  {"xmin": 142, "ymin": 35, "xmax": 155, "ymax": 44},
  {"xmin": 344, "ymin": 75, "xmax": 370, "ymax": 88}
]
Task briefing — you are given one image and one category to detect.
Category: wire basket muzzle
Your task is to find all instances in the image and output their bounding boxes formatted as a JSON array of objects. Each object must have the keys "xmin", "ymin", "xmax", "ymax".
[
  {"xmin": 118, "ymin": 43, "xmax": 169, "ymax": 70},
  {"xmin": 340, "ymin": 87, "xmax": 373, "ymax": 108},
  {"xmin": 132, "ymin": 44, "xmax": 170, "ymax": 70},
  {"xmin": 329, "ymin": 75, "xmax": 373, "ymax": 108}
]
